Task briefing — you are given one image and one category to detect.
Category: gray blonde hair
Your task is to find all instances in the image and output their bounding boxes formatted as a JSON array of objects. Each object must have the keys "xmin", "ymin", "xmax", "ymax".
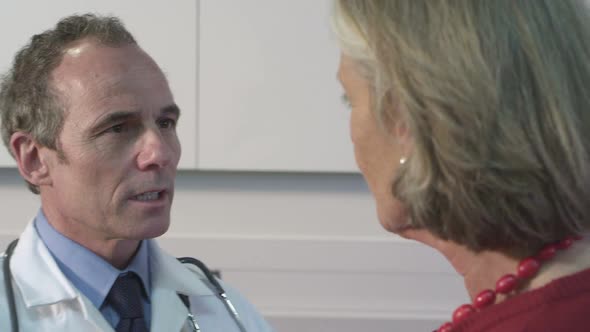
[
  {"xmin": 333, "ymin": 0, "xmax": 590, "ymax": 258},
  {"xmin": 0, "ymin": 14, "xmax": 136, "ymax": 194}
]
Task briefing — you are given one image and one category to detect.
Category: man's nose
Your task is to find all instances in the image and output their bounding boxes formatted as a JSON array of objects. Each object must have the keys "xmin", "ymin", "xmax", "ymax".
[{"xmin": 136, "ymin": 129, "xmax": 173, "ymax": 170}]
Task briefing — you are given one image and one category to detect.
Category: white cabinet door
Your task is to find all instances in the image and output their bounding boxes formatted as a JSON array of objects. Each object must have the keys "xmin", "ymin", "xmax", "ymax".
[
  {"xmin": 198, "ymin": 0, "xmax": 357, "ymax": 173},
  {"xmin": 0, "ymin": 0, "xmax": 197, "ymax": 169}
]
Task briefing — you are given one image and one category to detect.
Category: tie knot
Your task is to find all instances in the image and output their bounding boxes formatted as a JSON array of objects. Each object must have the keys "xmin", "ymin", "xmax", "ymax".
[{"xmin": 107, "ymin": 272, "xmax": 146, "ymax": 319}]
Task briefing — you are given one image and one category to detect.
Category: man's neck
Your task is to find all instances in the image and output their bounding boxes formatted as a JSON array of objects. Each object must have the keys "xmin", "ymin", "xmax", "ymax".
[{"xmin": 40, "ymin": 205, "xmax": 140, "ymax": 270}]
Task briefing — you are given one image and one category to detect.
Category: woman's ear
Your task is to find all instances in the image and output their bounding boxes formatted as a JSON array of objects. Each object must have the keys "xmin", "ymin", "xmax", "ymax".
[
  {"xmin": 384, "ymin": 90, "xmax": 412, "ymax": 150},
  {"xmin": 392, "ymin": 116, "xmax": 413, "ymax": 158},
  {"xmin": 10, "ymin": 132, "xmax": 52, "ymax": 188},
  {"xmin": 394, "ymin": 121, "xmax": 409, "ymax": 141}
]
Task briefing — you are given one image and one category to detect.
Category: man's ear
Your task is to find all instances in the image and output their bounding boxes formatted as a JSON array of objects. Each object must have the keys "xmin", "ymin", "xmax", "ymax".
[{"xmin": 10, "ymin": 132, "xmax": 52, "ymax": 188}]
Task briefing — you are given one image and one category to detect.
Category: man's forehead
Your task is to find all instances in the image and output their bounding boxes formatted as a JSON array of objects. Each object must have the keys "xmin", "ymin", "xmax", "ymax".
[
  {"xmin": 51, "ymin": 41, "xmax": 167, "ymax": 100},
  {"xmin": 48, "ymin": 40, "xmax": 173, "ymax": 129},
  {"xmin": 53, "ymin": 41, "xmax": 151, "ymax": 79}
]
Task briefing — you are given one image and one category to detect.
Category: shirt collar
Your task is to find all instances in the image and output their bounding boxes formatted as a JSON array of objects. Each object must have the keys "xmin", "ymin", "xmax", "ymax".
[{"xmin": 34, "ymin": 209, "xmax": 151, "ymax": 309}]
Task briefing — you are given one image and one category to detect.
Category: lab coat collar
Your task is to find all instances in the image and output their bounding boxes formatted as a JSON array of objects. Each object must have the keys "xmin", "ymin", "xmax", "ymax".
[
  {"xmin": 146, "ymin": 239, "xmax": 216, "ymax": 331},
  {"xmin": 148, "ymin": 239, "xmax": 215, "ymax": 297},
  {"xmin": 10, "ymin": 219, "xmax": 79, "ymax": 308}
]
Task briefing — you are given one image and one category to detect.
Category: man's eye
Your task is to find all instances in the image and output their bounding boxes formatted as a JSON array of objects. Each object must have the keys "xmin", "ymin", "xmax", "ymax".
[
  {"xmin": 158, "ymin": 118, "xmax": 177, "ymax": 129},
  {"xmin": 107, "ymin": 124, "xmax": 126, "ymax": 133}
]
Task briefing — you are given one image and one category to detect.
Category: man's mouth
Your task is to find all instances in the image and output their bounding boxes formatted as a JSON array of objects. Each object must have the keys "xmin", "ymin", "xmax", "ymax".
[{"xmin": 132, "ymin": 190, "xmax": 164, "ymax": 201}]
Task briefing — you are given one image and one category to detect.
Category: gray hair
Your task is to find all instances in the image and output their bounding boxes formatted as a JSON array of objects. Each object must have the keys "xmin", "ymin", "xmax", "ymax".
[{"xmin": 333, "ymin": 0, "xmax": 590, "ymax": 258}]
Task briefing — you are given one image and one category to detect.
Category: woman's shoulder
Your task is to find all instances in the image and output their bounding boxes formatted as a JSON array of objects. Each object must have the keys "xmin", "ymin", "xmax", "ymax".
[
  {"xmin": 518, "ymin": 268, "xmax": 590, "ymax": 332},
  {"xmin": 456, "ymin": 267, "xmax": 590, "ymax": 332}
]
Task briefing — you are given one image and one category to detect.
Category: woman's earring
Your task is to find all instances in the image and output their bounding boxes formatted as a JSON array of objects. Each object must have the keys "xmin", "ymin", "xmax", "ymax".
[{"xmin": 400, "ymin": 157, "xmax": 407, "ymax": 165}]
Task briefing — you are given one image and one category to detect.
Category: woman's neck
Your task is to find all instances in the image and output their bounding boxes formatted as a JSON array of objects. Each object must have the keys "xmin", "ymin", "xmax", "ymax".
[
  {"xmin": 398, "ymin": 228, "xmax": 590, "ymax": 301},
  {"xmin": 526, "ymin": 237, "xmax": 590, "ymax": 291},
  {"xmin": 454, "ymin": 249, "xmax": 518, "ymax": 300}
]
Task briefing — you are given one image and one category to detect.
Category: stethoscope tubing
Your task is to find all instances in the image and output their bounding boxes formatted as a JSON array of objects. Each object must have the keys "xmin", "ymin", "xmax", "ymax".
[{"xmin": 3, "ymin": 239, "xmax": 19, "ymax": 332}]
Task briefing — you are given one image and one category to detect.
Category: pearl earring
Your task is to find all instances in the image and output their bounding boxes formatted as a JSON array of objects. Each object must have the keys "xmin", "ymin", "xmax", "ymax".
[{"xmin": 400, "ymin": 157, "xmax": 407, "ymax": 165}]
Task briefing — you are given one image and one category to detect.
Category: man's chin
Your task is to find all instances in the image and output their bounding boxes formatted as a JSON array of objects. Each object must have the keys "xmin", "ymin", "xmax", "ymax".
[{"xmin": 129, "ymin": 218, "xmax": 171, "ymax": 240}]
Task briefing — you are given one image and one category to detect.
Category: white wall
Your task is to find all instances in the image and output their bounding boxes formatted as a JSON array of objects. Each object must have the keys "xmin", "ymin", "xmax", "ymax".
[
  {"xmin": 198, "ymin": 0, "xmax": 356, "ymax": 172},
  {"xmin": 0, "ymin": 168, "xmax": 468, "ymax": 332}
]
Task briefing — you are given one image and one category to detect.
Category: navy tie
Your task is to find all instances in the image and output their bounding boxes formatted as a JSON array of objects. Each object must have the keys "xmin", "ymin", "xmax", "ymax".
[{"xmin": 106, "ymin": 272, "xmax": 149, "ymax": 332}]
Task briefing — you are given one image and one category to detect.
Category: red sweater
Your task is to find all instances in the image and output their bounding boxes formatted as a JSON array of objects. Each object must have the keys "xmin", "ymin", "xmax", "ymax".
[{"xmin": 452, "ymin": 268, "xmax": 590, "ymax": 331}]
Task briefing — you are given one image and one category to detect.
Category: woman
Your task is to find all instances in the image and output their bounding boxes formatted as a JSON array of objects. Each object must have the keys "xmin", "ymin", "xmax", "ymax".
[{"xmin": 332, "ymin": 1, "xmax": 590, "ymax": 331}]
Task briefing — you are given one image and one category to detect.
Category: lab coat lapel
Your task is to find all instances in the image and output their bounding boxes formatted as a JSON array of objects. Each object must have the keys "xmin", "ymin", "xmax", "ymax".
[
  {"xmin": 75, "ymin": 294, "xmax": 115, "ymax": 332},
  {"xmin": 148, "ymin": 240, "xmax": 214, "ymax": 332},
  {"xmin": 9, "ymin": 220, "xmax": 114, "ymax": 331},
  {"xmin": 10, "ymin": 220, "xmax": 78, "ymax": 307},
  {"xmin": 150, "ymin": 286, "xmax": 189, "ymax": 332}
]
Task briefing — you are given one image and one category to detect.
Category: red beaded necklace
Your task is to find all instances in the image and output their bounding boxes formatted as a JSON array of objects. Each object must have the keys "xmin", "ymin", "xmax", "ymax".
[{"xmin": 437, "ymin": 236, "xmax": 582, "ymax": 332}]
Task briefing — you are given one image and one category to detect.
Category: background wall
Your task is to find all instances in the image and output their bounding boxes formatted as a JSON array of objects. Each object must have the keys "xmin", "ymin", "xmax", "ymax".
[
  {"xmin": 0, "ymin": 168, "xmax": 468, "ymax": 332},
  {"xmin": 0, "ymin": 0, "xmax": 469, "ymax": 331}
]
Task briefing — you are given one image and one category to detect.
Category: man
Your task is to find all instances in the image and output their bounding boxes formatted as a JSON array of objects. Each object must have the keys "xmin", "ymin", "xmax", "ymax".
[{"xmin": 0, "ymin": 14, "xmax": 273, "ymax": 332}]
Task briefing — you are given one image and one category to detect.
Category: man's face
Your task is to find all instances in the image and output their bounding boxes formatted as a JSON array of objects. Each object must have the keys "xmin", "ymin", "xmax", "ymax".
[{"xmin": 41, "ymin": 40, "xmax": 181, "ymax": 242}]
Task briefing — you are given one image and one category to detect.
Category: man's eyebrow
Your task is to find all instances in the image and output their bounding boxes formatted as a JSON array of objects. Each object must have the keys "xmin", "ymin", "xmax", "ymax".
[
  {"xmin": 161, "ymin": 104, "xmax": 180, "ymax": 118},
  {"xmin": 91, "ymin": 110, "xmax": 141, "ymax": 132},
  {"xmin": 90, "ymin": 105, "xmax": 180, "ymax": 134}
]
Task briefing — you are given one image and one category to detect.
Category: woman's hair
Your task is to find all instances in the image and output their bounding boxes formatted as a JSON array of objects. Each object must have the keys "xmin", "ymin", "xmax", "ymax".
[{"xmin": 333, "ymin": 0, "xmax": 590, "ymax": 258}]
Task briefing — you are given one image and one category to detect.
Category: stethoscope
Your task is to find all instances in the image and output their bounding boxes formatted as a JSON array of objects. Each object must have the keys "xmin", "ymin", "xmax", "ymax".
[{"xmin": 3, "ymin": 239, "xmax": 248, "ymax": 332}]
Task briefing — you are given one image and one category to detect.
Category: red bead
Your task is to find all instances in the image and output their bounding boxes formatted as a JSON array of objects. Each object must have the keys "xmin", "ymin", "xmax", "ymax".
[
  {"xmin": 496, "ymin": 274, "xmax": 518, "ymax": 294},
  {"xmin": 537, "ymin": 244, "xmax": 557, "ymax": 261},
  {"xmin": 517, "ymin": 257, "xmax": 541, "ymax": 279},
  {"xmin": 452, "ymin": 304, "xmax": 475, "ymax": 324},
  {"xmin": 474, "ymin": 289, "xmax": 496, "ymax": 309},
  {"xmin": 556, "ymin": 238, "xmax": 574, "ymax": 250},
  {"xmin": 438, "ymin": 322, "xmax": 453, "ymax": 332}
]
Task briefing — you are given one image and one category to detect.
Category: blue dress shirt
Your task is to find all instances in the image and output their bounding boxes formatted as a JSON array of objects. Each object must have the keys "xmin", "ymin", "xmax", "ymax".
[{"xmin": 34, "ymin": 209, "xmax": 152, "ymax": 328}]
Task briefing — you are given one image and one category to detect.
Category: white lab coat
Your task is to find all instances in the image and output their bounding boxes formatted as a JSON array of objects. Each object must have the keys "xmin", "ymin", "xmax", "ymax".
[{"xmin": 0, "ymin": 221, "xmax": 274, "ymax": 332}]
